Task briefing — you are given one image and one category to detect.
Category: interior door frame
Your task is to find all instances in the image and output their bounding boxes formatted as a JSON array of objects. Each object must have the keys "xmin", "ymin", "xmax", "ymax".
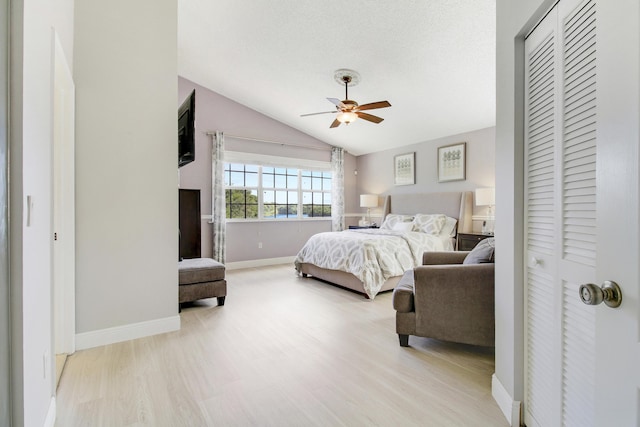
[
  {"xmin": 0, "ymin": 0, "xmax": 11, "ymax": 423},
  {"xmin": 52, "ymin": 31, "xmax": 75, "ymax": 357}
]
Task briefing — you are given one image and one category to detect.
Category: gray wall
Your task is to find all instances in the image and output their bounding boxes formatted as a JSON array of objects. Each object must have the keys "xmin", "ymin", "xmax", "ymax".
[
  {"xmin": 74, "ymin": 0, "xmax": 178, "ymax": 333},
  {"xmin": 178, "ymin": 77, "xmax": 356, "ymax": 263},
  {"xmin": 354, "ymin": 127, "xmax": 495, "ymax": 228},
  {"xmin": 0, "ymin": 0, "xmax": 9, "ymax": 423},
  {"xmin": 9, "ymin": 3, "xmax": 24, "ymax": 424}
]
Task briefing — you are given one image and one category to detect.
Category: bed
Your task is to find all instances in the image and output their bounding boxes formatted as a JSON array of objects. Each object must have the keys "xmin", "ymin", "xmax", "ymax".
[{"xmin": 294, "ymin": 191, "xmax": 473, "ymax": 299}]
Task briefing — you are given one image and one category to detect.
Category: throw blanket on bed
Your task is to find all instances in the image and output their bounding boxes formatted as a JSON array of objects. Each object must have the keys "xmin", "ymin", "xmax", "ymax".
[{"xmin": 294, "ymin": 229, "xmax": 453, "ymax": 299}]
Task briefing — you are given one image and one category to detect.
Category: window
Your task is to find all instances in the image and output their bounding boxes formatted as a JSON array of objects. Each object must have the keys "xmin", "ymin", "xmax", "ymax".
[
  {"xmin": 224, "ymin": 163, "xmax": 331, "ymax": 220},
  {"xmin": 225, "ymin": 164, "xmax": 259, "ymax": 219},
  {"xmin": 301, "ymin": 170, "xmax": 332, "ymax": 218}
]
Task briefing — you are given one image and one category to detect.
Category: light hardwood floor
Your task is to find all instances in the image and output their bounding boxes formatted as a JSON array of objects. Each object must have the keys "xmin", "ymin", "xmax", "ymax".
[{"xmin": 56, "ymin": 264, "xmax": 508, "ymax": 426}]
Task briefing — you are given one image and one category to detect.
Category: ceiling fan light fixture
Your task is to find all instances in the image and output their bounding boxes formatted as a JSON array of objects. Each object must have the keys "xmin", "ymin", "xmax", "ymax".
[
  {"xmin": 337, "ymin": 111, "xmax": 358, "ymax": 124},
  {"xmin": 300, "ymin": 69, "xmax": 390, "ymax": 128}
]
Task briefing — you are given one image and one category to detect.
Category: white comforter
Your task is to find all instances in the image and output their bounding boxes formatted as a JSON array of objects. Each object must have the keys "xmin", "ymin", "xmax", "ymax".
[{"xmin": 294, "ymin": 229, "xmax": 453, "ymax": 299}]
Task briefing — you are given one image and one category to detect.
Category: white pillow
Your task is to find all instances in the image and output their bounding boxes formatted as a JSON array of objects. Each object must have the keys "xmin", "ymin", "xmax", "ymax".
[
  {"xmin": 438, "ymin": 216, "xmax": 458, "ymax": 238},
  {"xmin": 392, "ymin": 222, "xmax": 414, "ymax": 232},
  {"xmin": 412, "ymin": 213, "xmax": 446, "ymax": 235},
  {"xmin": 380, "ymin": 214, "xmax": 414, "ymax": 230}
]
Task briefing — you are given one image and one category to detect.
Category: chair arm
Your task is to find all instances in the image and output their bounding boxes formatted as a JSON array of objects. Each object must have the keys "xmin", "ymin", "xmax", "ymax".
[
  {"xmin": 392, "ymin": 270, "xmax": 415, "ymax": 313},
  {"xmin": 422, "ymin": 251, "xmax": 469, "ymax": 265}
]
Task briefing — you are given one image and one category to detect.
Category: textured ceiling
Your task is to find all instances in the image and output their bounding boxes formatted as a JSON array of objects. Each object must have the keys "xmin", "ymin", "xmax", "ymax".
[{"xmin": 178, "ymin": 0, "xmax": 496, "ymax": 156}]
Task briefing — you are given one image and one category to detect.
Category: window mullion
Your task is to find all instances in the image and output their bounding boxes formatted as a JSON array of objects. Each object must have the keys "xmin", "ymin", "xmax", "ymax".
[
  {"xmin": 297, "ymin": 170, "xmax": 302, "ymax": 219},
  {"xmin": 258, "ymin": 166, "xmax": 263, "ymax": 220}
]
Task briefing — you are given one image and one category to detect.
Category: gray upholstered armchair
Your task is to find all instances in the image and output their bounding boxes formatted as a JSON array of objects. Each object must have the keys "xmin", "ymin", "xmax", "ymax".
[{"xmin": 393, "ymin": 250, "xmax": 495, "ymax": 347}]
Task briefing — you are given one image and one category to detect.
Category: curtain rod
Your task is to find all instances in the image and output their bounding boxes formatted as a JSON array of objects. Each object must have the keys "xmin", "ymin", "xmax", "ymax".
[{"xmin": 205, "ymin": 131, "xmax": 332, "ymax": 152}]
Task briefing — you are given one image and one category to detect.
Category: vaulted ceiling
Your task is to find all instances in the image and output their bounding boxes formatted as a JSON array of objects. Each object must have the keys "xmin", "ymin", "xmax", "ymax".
[{"xmin": 178, "ymin": 1, "xmax": 496, "ymax": 156}]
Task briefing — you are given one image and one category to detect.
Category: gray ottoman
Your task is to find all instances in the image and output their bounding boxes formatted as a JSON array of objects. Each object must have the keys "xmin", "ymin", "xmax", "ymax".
[{"xmin": 178, "ymin": 258, "xmax": 227, "ymax": 306}]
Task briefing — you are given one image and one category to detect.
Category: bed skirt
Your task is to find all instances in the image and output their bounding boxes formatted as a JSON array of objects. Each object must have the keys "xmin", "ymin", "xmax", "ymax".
[{"xmin": 297, "ymin": 262, "xmax": 401, "ymax": 299}]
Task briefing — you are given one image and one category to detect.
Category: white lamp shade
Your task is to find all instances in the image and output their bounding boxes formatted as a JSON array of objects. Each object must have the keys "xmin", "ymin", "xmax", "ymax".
[
  {"xmin": 475, "ymin": 187, "xmax": 495, "ymax": 206},
  {"xmin": 360, "ymin": 194, "xmax": 378, "ymax": 208},
  {"xmin": 337, "ymin": 111, "xmax": 358, "ymax": 124}
]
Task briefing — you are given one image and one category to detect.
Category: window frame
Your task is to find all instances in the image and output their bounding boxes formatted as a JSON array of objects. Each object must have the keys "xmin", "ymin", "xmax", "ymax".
[{"xmin": 223, "ymin": 152, "xmax": 332, "ymax": 222}]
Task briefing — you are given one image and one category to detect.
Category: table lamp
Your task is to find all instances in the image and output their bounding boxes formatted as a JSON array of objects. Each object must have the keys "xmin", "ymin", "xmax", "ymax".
[
  {"xmin": 475, "ymin": 187, "xmax": 495, "ymax": 234},
  {"xmin": 359, "ymin": 194, "xmax": 378, "ymax": 226}
]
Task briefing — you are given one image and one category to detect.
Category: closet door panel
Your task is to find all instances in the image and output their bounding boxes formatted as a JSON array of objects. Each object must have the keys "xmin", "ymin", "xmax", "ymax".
[
  {"xmin": 524, "ymin": 1, "xmax": 597, "ymax": 426},
  {"xmin": 524, "ymin": 10, "xmax": 562, "ymax": 426},
  {"xmin": 558, "ymin": 1, "xmax": 597, "ymax": 425}
]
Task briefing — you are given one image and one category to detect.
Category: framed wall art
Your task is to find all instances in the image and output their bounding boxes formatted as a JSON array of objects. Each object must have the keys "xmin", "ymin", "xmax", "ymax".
[
  {"xmin": 437, "ymin": 142, "xmax": 466, "ymax": 182},
  {"xmin": 394, "ymin": 152, "xmax": 415, "ymax": 185}
]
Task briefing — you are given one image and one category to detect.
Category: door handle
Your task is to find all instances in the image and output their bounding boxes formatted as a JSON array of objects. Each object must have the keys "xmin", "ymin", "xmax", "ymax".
[{"xmin": 579, "ymin": 281, "xmax": 622, "ymax": 308}]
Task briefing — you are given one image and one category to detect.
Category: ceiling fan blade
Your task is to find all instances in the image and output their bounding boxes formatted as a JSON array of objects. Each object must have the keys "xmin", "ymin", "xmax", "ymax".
[
  {"xmin": 330, "ymin": 118, "xmax": 341, "ymax": 128},
  {"xmin": 356, "ymin": 112, "xmax": 384, "ymax": 124},
  {"xmin": 356, "ymin": 101, "xmax": 391, "ymax": 111},
  {"xmin": 327, "ymin": 98, "xmax": 345, "ymax": 109},
  {"xmin": 300, "ymin": 111, "xmax": 337, "ymax": 117}
]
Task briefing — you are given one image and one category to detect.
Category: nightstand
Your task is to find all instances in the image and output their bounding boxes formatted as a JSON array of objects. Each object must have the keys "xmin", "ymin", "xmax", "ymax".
[
  {"xmin": 457, "ymin": 232, "xmax": 492, "ymax": 251},
  {"xmin": 348, "ymin": 225, "xmax": 379, "ymax": 229}
]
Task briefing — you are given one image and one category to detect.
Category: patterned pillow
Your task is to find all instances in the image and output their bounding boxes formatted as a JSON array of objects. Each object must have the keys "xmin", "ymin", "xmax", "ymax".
[
  {"xmin": 380, "ymin": 214, "xmax": 414, "ymax": 230},
  {"xmin": 412, "ymin": 214, "xmax": 446, "ymax": 235},
  {"xmin": 438, "ymin": 216, "xmax": 458, "ymax": 238},
  {"xmin": 463, "ymin": 237, "xmax": 495, "ymax": 264}
]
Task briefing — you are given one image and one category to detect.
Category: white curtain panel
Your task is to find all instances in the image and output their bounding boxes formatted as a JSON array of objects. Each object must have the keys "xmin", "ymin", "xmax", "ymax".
[
  {"xmin": 212, "ymin": 131, "xmax": 226, "ymax": 263},
  {"xmin": 331, "ymin": 146, "xmax": 345, "ymax": 231}
]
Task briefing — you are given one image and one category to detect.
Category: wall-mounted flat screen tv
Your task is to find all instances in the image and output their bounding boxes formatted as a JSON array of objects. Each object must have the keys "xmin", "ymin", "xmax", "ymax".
[{"xmin": 178, "ymin": 89, "xmax": 195, "ymax": 168}]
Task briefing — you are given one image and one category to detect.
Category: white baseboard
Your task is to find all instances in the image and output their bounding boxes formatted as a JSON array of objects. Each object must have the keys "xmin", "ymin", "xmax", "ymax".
[
  {"xmin": 44, "ymin": 397, "xmax": 56, "ymax": 427},
  {"xmin": 492, "ymin": 374, "xmax": 521, "ymax": 426},
  {"xmin": 226, "ymin": 256, "xmax": 296, "ymax": 271},
  {"xmin": 75, "ymin": 315, "xmax": 181, "ymax": 350}
]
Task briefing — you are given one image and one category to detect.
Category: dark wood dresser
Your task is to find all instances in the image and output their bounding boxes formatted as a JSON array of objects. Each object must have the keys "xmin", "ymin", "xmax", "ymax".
[{"xmin": 179, "ymin": 189, "xmax": 201, "ymax": 260}]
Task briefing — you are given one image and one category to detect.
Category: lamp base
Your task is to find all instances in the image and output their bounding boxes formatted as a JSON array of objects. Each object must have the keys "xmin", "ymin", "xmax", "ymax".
[{"xmin": 482, "ymin": 218, "xmax": 495, "ymax": 235}]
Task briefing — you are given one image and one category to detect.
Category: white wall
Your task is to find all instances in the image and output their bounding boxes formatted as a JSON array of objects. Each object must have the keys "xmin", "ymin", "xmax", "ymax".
[
  {"xmin": 74, "ymin": 0, "xmax": 178, "ymax": 335},
  {"xmin": 10, "ymin": 0, "xmax": 75, "ymax": 425},
  {"xmin": 354, "ymin": 127, "xmax": 495, "ymax": 228}
]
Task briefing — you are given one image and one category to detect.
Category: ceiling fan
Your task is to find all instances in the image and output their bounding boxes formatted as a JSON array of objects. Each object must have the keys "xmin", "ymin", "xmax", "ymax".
[{"xmin": 301, "ymin": 70, "xmax": 391, "ymax": 128}]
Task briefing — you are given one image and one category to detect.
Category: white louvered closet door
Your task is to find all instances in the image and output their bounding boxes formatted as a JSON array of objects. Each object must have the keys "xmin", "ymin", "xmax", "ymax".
[{"xmin": 524, "ymin": 0, "xmax": 598, "ymax": 426}]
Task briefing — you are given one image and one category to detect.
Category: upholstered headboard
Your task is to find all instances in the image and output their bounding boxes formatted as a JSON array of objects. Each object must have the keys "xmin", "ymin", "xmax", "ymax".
[{"xmin": 380, "ymin": 191, "xmax": 473, "ymax": 234}]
